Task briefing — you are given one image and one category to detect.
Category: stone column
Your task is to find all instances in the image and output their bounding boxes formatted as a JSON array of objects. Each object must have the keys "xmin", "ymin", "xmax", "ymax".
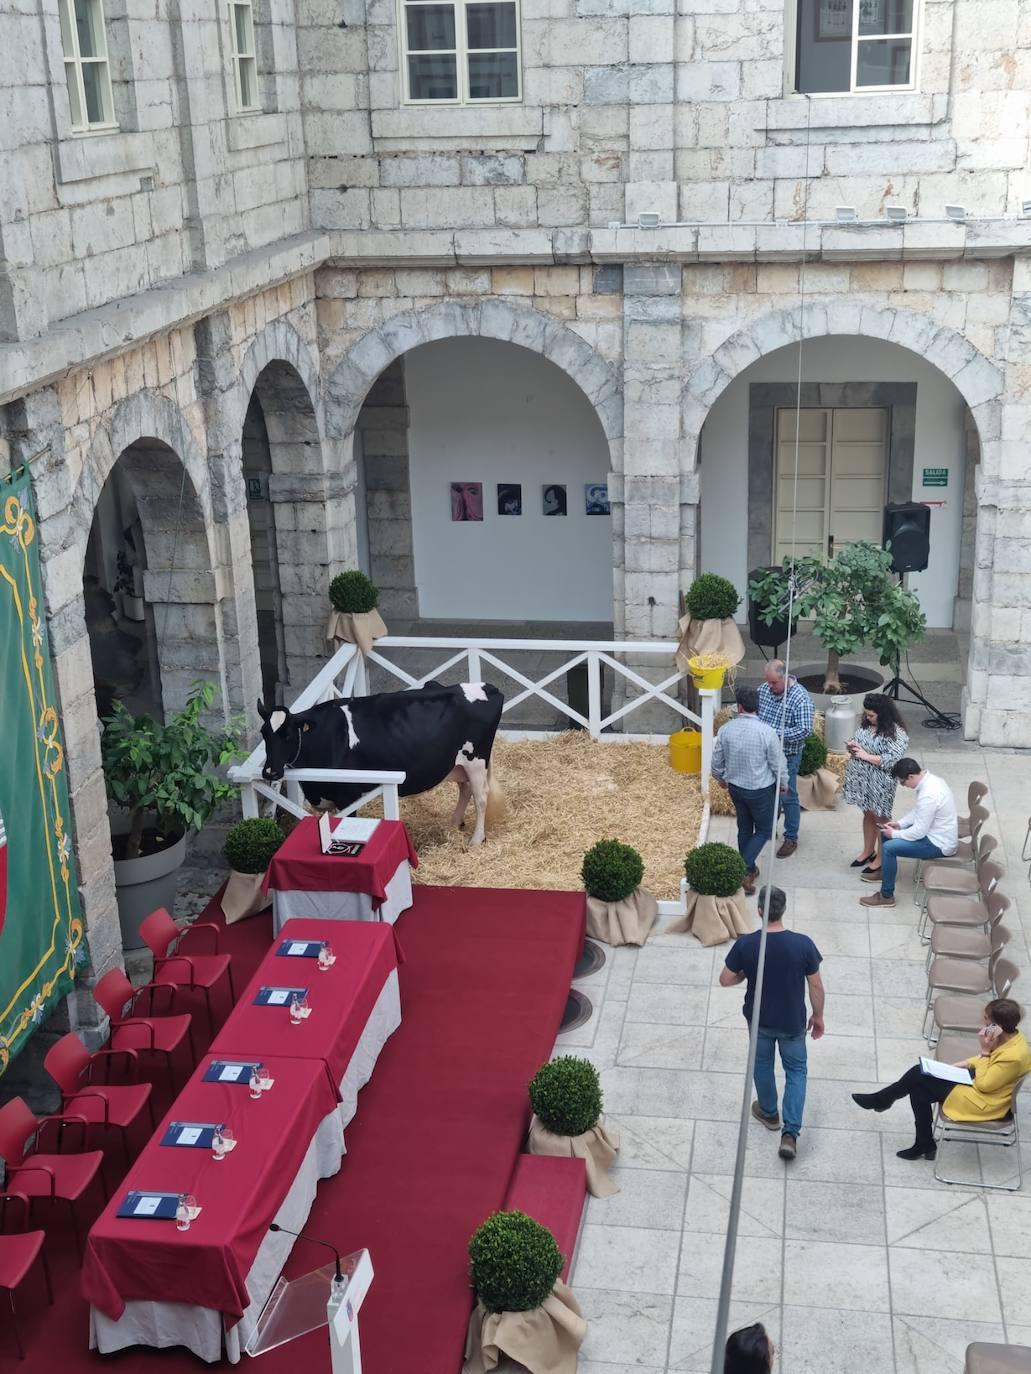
[{"xmin": 358, "ymin": 360, "xmax": 417, "ymax": 620}]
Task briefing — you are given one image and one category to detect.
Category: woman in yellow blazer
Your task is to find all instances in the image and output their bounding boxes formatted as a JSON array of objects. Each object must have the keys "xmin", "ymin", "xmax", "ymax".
[{"xmin": 852, "ymin": 998, "xmax": 1031, "ymax": 1160}]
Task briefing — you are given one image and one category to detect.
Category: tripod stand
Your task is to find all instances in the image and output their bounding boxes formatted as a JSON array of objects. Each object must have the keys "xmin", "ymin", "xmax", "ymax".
[{"xmin": 881, "ymin": 661, "xmax": 959, "ymax": 730}]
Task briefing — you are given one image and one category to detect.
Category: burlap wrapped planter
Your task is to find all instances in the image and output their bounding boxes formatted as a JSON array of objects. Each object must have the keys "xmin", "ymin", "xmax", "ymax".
[
  {"xmin": 220, "ymin": 870, "xmax": 272, "ymax": 925},
  {"xmin": 669, "ymin": 890, "xmax": 753, "ymax": 946},
  {"xmin": 585, "ymin": 885, "xmax": 656, "ymax": 947},
  {"xmin": 796, "ymin": 767, "xmax": 841, "ymax": 810},
  {"xmin": 464, "ymin": 1280, "xmax": 586, "ymax": 1374},
  {"xmin": 675, "ymin": 615, "xmax": 746, "ymax": 674},
  {"xmin": 326, "ymin": 608, "xmax": 388, "ymax": 655},
  {"xmin": 527, "ymin": 1119, "xmax": 620, "ymax": 1198}
]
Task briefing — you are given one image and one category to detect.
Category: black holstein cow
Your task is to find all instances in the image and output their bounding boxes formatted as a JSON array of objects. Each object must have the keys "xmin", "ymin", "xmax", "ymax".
[{"xmin": 257, "ymin": 682, "xmax": 505, "ymax": 845}]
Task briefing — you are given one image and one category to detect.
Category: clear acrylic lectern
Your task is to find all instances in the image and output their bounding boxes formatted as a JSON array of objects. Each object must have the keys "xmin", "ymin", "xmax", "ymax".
[{"xmin": 245, "ymin": 1247, "xmax": 374, "ymax": 1372}]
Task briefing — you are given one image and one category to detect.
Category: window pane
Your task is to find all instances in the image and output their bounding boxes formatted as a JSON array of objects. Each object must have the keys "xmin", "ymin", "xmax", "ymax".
[
  {"xmin": 466, "ymin": 2, "xmax": 516, "ymax": 50},
  {"xmin": 856, "ymin": 35, "xmax": 911, "ymax": 84},
  {"xmin": 59, "ymin": 0, "xmax": 75, "ymax": 54},
  {"xmin": 74, "ymin": 0, "xmax": 103, "ymax": 58},
  {"xmin": 857, "ymin": 0, "xmax": 912, "ymax": 35},
  {"xmin": 65, "ymin": 60, "xmax": 84, "ymax": 126},
  {"xmin": 408, "ymin": 52, "xmax": 457, "ymax": 98},
  {"xmin": 81, "ymin": 60, "xmax": 108, "ymax": 123},
  {"xmin": 233, "ymin": 3, "xmax": 254, "ymax": 56},
  {"xmin": 467, "ymin": 50, "xmax": 518, "ymax": 98},
  {"xmin": 796, "ymin": 0, "xmax": 852, "ymax": 92},
  {"xmin": 406, "ymin": 5, "xmax": 455, "ymax": 50},
  {"xmin": 239, "ymin": 54, "xmax": 257, "ymax": 106}
]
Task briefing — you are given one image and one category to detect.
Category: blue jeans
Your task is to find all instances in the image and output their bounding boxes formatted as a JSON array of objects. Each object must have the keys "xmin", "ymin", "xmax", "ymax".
[
  {"xmin": 754, "ymin": 1027, "xmax": 808, "ymax": 1137},
  {"xmin": 880, "ymin": 835, "xmax": 944, "ymax": 897},
  {"xmin": 728, "ymin": 782, "xmax": 777, "ymax": 871},
  {"xmin": 776, "ymin": 752, "xmax": 801, "ymax": 842}
]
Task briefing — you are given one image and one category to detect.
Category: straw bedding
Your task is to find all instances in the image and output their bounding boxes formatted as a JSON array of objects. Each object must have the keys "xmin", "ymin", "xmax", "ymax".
[{"xmin": 361, "ymin": 732, "xmax": 704, "ymax": 901}]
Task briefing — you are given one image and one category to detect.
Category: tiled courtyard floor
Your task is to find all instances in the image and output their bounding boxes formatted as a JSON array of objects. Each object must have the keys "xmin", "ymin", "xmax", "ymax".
[{"xmin": 561, "ymin": 744, "xmax": 1031, "ymax": 1374}]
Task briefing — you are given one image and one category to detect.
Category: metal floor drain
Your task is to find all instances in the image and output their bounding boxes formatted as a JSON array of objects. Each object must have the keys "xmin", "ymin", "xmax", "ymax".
[
  {"xmin": 573, "ymin": 938, "xmax": 606, "ymax": 981},
  {"xmin": 560, "ymin": 989, "xmax": 593, "ymax": 1032}
]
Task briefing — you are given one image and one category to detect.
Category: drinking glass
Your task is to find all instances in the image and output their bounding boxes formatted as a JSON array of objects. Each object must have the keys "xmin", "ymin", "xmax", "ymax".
[
  {"xmin": 317, "ymin": 940, "xmax": 333, "ymax": 971},
  {"xmin": 212, "ymin": 1125, "xmax": 226, "ymax": 1162},
  {"xmin": 221, "ymin": 1124, "xmax": 236, "ymax": 1154},
  {"xmin": 176, "ymin": 1196, "xmax": 191, "ymax": 1231},
  {"xmin": 184, "ymin": 1193, "xmax": 199, "ymax": 1221},
  {"xmin": 249, "ymin": 1065, "xmax": 263, "ymax": 1099},
  {"xmin": 289, "ymin": 993, "xmax": 302, "ymax": 1026},
  {"xmin": 298, "ymin": 993, "xmax": 311, "ymax": 1019},
  {"xmin": 259, "ymin": 1065, "xmax": 274, "ymax": 1093}
]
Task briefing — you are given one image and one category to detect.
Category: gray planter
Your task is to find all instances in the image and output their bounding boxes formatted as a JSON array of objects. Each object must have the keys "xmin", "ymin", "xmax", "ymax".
[{"xmin": 113, "ymin": 832, "xmax": 187, "ymax": 950}]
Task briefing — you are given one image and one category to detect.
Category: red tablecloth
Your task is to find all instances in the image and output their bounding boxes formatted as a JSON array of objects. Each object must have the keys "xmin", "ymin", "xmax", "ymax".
[
  {"xmin": 263, "ymin": 817, "xmax": 418, "ymax": 906},
  {"xmin": 82, "ymin": 1053, "xmax": 338, "ymax": 1324},
  {"xmin": 209, "ymin": 918, "xmax": 400, "ymax": 1089}
]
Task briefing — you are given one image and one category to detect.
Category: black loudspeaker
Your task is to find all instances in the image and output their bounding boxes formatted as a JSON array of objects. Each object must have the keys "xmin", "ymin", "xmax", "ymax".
[
  {"xmin": 747, "ymin": 566, "xmax": 793, "ymax": 649},
  {"xmin": 883, "ymin": 502, "xmax": 930, "ymax": 573}
]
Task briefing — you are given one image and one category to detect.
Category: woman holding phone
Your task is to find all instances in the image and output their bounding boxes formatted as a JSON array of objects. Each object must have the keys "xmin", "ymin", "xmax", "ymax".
[
  {"xmin": 851, "ymin": 999, "xmax": 1031, "ymax": 1159},
  {"xmin": 841, "ymin": 694, "xmax": 909, "ymax": 877}
]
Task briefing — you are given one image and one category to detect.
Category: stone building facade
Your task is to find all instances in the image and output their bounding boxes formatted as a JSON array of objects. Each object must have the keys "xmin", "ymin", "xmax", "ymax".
[{"xmin": 1, "ymin": 0, "xmax": 1030, "ymax": 1052}]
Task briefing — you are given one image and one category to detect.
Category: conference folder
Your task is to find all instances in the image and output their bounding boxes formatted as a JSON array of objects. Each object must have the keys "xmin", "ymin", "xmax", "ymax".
[
  {"xmin": 277, "ymin": 940, "xmax": 323, "ymax": 958},
  {"xmin": 255, "ymin": 985, "xmax": 309, "ymax": 1006},
  {"xmin": 202, "ymin": 1060, "xmax": 263, "ymax": 1084},
  {"xmin": 161, "ymin": 1121, "xmax": 219, "ymax": 1149},
  {"xmin": 117, "ymin": 1191, "xmax": 182, "ymax": 1220}
]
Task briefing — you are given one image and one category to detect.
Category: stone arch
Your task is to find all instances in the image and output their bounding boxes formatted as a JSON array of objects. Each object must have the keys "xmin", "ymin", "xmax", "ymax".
[{"xmin": 232, "ymin": 319, "xmax": 326, "ymax": 450}]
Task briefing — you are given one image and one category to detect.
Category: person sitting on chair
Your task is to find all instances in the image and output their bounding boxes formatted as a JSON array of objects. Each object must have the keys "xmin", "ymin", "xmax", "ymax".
[{"xmin": 851, "ymin": 998, "xmax": 1031, "ymax": 1160}]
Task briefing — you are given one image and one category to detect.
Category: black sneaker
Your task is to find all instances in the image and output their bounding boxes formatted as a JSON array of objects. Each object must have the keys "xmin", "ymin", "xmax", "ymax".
[{"xmin": 778, "ymin": 1132, "xmax": 797, "ymax": 1161}]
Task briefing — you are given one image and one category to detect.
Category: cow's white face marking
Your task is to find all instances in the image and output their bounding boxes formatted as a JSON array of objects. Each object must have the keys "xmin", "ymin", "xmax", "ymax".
[
  {"xmin": 460, "ymin": 682, "xmax": 488, "ymax": 703},
  {"xmin": 341, "ymin": 705, "xmax": 359, "ymax": 749},
  {"xmin": 269, "ymin": 710, "xmax": 286, "ymax": 733}
]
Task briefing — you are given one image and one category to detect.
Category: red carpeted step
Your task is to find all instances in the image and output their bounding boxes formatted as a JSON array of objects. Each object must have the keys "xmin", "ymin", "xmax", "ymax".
[{"xmin": 504, "ymin": 1154, "xmax": 587, "ymax": 1282}]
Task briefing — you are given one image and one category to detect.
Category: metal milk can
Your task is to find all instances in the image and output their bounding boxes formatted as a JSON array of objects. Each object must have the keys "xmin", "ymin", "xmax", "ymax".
[{"xmin": 824, "ymin": 695, "xmax": 858, "ymax": 753}]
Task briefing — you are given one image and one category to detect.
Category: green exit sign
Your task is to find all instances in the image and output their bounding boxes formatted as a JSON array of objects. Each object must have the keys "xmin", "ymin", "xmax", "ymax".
[{"xmin": 922, "ymin": 467, "xmax": 948, "ymax": 488}]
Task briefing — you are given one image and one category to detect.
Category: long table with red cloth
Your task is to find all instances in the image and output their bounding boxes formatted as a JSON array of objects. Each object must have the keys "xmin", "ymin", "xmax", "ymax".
[
  {"xmin": 83, "ymin": 919, "xmax": 402, "ymax": 1363},
  {"xmin": 263, "ymin": 817, "xmax": 418, "ymax": 929}
]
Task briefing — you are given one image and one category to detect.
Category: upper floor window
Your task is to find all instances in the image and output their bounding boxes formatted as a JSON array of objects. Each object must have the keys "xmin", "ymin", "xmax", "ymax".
[
  {"xmin": 795, "ymin": 0, "xmax": 918, "ymax": 94},
  {"xmin": 58, "ymin": 0, "xmax": 116, "ymax": 132},
  {"xmin": 401, "ymin": 0, "xmax": 521, "ymax": 104},
  {"xmin": 229, "ymin": 0, "xmax": 260, "ymax": 112}
]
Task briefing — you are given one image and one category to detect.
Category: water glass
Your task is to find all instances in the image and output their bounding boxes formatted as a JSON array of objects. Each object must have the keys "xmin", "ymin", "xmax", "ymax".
[
  {"xmin": 289, "ymin": 993, "xmax": 303, "ymax": 1026},
  {"xmin": 317, "ymin": 940, "xmax": 333, "ymax": 972},
  {"xmin": 176, "ymin": 1196, "xmax": 191, "ymax": 1231},
  {"xmin": 298, "ymin": 993, "xmax": 311, "ymax": 1019},
  {"xmin": 212, "ymin": 1125, "xmax": 226, "ymax": 1162},
  {"xmin": 258, "ymin": 1066, "xmax": 274, "ymax": 1093},
  {"xmin": 221, "ymin": 1124, "xmax": 235, "ymax": 1153},
  {"xmin": 249, "ymin": 1065, "xmax": 263, "ymax": 1099}
]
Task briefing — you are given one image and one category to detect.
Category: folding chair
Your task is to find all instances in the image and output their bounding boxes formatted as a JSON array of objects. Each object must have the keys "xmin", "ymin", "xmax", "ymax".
[
  {"xmin": 920, "ymin": 856, "xmax": 1004, "ymax": 942},
  {"xmin": 140, "ymin": 908, "xmax": 235, "ymax": 1031},
  {"xmin": 928, "ymin": 957, "xmax": 1020, "ymax": 1048},
  {"xmin": 43, "ymin": 1033, "xmax": 154, "ymax": 1166},
  {"xmin": 93, "ymin": 967, "xmax": 194, "ymax": 1094},
  {"xmin": 914, "ymin": 799, "xmax": 989, "ymax": 903},
  {"xmin": 0, "ymin": 1193, "xmax": 51, "ymax": 1361},
  {"xmin": 919, "ymin": 833, "xmax": 999, "ymax": 921},
  {"xmin": 933, "ymin": 1073, "xmax": 1026, "ymax": 1192},
  {"xmin": 965, "ymin": 1341, "xmax": 1031, "ymax": 1373},
  {"xmin": 923, "ymin": 929, "xmax": 1011, "ymax": 1039},
  {"xmin": 926, "ymin": 891, "xmax": 1009, "ymax": 969},
  {"xmin": 957, "ymin": 782, "xmax": 989, "ymax": 839}
]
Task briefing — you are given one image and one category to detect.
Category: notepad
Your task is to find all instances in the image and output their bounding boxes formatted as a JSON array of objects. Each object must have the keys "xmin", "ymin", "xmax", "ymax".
[
  {"xmin": 318, "ymin": 812, "xmax": 379, "ymax": 855},
  {"xmin": 919, "ymin": 1057, "xmax": 974, "ymax": 1085},
  {"xmin": 255, "ymin": 985, "xmax": 309, "ymax": 1006},
  {"xmin": 277, "ymin": 940, "xmax": 323, "ymax": 958},
  {"xmin": 117, "ymin": 1191, "xmax": 182, "ymax": 1220},
  {"xmin": 162, "ymin": 1121, "xmax": 217, "ymax": 1149},
  {"xmin": 202, "ymin": 1060, "xmax": 262, "ymax": 1084}
]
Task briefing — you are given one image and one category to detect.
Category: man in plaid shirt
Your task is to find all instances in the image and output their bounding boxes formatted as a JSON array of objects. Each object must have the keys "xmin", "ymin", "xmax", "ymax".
[{"xmin": 756, "ymin": 659, "xmax": 814, "ymax": 858}]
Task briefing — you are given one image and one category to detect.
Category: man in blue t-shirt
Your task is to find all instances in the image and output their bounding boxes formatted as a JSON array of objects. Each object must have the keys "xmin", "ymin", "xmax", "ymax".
[{"xmin": 719, "ymin": 885, "xmax": 825, "ymax": 1161}]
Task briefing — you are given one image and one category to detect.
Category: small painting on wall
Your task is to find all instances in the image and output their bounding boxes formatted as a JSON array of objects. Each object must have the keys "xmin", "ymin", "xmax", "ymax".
[
  {"xmin": 585, "ymin": 483, "xmax": 610, "ymax": 515},
  {"xmin": 542, "ymin": 484, "xmax": 567, "ymax": 516},
  {"xmin": 497, "ymin": 483, "xmax": 522, "ymax": 516},
  {"xmin": 450, "ymin": 482, "xmax": 483, "ymax": 521}
]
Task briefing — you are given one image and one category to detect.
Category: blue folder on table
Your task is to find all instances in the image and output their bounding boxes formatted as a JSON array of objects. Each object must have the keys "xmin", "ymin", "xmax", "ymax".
[
  {"xmin": 117, "ymin": 1191, "xmax": 182, "ymax": 1220},
  {"xmin": 202, "ymin": 1060, "xmax": 261, "ymax": 1084},
  {"xmin": 254, "ymin": 985, "xmax": 308, "ymax": 1006},
  {"xmin": 161, "ymin": 1121, "xmax": 218, "ymax": 1149},
  {"xmin": 277, "ymin": 941, "xmax": 323, "ymax": 959}
]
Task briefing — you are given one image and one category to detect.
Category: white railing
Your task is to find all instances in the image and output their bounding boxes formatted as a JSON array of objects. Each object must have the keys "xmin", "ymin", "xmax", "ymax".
[{"xmin": 230, "ymin": 635, "xmax": 717, "ymax": 821}]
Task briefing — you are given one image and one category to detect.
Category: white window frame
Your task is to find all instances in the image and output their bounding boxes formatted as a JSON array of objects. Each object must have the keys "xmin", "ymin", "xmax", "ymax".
[
  {"xmin": 400, "ymin": 0, "xmax": 522, "ymax": 106},
  {"xmin": 58, "ymin": 0, "xmax": 117, "ymax": 134},
  {"xmin": 788, "ymin": 0, "xmax": 921, "ymax": 96},
  {"xmin": 228, "ymin": 0, "xmax": 260, "ymax": 114}
]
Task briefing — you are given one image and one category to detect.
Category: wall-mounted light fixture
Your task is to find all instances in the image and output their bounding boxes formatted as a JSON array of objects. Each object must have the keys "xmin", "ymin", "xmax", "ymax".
[
  {"xmin": 834, "ymin": 206, "xmax": 858, "ymax": 222},
  {"xmin": 945, "ymin": 204, "xmax": 966, "ymax": 221},
  {"xmin": 638, "ymin": 211, "xmax": 661, "ymax": 228},
  {"xmin": 885, "ymin": 205, "xmax": 907, "ymax": 222}
]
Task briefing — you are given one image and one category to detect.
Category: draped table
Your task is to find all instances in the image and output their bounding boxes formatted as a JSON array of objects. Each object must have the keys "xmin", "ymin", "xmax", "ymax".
[
  {"xmin": 84, "ymin": 919, "xmax": 402, "ymax": 1363},
  {"xmin": 264, "ymin": 817, "xmax": 418, "ymax": 931}
]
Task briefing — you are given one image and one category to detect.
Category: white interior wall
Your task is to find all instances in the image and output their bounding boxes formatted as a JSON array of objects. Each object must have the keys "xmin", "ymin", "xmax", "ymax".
[
  {"xmin": 405, "ymin": 337, "xmax": 613, "ymax": 621},
  {"xmin": 698, "ymin": 336, "xmax": 967, "ymax": 628}
]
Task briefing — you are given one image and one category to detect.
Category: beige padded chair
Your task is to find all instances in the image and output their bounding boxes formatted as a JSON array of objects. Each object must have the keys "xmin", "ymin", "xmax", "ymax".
[
  {"xmin": 928, "ymin": 957, "xmax": 1020, "ymax": 1047},
  {"xmin": 913, "ymin": 806, "xmax": 990, "ymax": 906},
  {"xmin": 920, "ymin": 832, "xmax": 998, "ymax": 910},
  {"xmin": 926, "ymin": 892, "xmax": 1009, "ymax": 969},
  {"xmin": 966, "ymin": 1342, "xmax": 1031, "ymax": 1373},
  {"xmin": 923, "ymin": 931, "xmax": 1011, "ymax": 1037},
  {"xmin": 920, "ymin": 856, "xmax": 1004, "ymax": 941},
  {"xmin": 934, "ymin": 1073, "xmax": 1026, "ymax": 1191},
  {"xmin": 958, "ymin": 782, "xmax": 990, "ymax": 839},
  {"xmin": 935, "ymin": 1031, "xmax": 981, "ymax": 1063}
]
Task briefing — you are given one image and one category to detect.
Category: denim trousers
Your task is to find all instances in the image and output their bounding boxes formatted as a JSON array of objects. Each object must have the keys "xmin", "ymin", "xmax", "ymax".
[
  {"xmin": 775, "ymin": 751, "xmax": 802, "ymax": 841},
  {"xmin": 880, "ymin": 836, "xmax": 944, "ymax": 896},
  {"xmin": 727, "ymin": 781, "xmax": 777, "ymax": 871},
  {"xmin": 753, "ymin": 1027, "xmax": 808, "ymax": 1137}
]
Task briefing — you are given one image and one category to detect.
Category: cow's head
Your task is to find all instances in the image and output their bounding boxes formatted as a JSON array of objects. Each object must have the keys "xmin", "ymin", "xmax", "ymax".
[{"xmin": 257, "ymin": 699, "xmax": 302, "ymax": 781}]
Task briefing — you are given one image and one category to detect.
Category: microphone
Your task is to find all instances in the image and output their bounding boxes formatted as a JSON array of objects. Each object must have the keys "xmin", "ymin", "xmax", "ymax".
[{"xmin": 269, "ymin": 1223, "xmax": 344, "ymax": 1284}]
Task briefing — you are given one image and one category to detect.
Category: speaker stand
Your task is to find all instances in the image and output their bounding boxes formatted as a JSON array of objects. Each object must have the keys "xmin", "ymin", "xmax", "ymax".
[{"xmin": 881, "ymin": 666, "xmax": 959, "ymax": 731}]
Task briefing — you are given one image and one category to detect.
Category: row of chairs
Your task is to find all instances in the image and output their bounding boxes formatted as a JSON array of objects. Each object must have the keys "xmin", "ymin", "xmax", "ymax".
[{"xmin": 0, "ymin": 909, "xmax": 235, "ymax": 1357}]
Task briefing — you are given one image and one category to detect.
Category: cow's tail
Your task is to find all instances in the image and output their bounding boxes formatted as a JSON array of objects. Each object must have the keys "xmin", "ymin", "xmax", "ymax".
[{"xmin": 484, "ymin": 759, "xmax": 506, "ymax": 829}]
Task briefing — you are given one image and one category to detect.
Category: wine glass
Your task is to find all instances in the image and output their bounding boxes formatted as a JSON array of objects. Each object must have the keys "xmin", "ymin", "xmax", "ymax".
[
  {"xmin": 317, "ymin": 940, "xmax": 333, "ymax": 972},
  {"xmin": 212, "ymin": 1125, "xmax": 226, "ymax": 1162},
  {"xmin": 176, "ymin": 1195, "xmax": 191, "ymax": 1231},
  {"xmin": 249, "ymin": 1065, "xmax": 263, "ymax": 1099},
  {"xmin": 289, "ymin": 993, "xmax": 303, "ymax": 1026}
]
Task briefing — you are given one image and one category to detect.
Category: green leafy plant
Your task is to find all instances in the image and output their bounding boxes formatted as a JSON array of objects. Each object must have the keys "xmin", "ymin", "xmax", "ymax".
[
  {"xmin": 224, "ymin": 817, "xmax": 284, "ymax": 874},
  {"xmin": 798, "ymin": 732, "xmax": 828, "ymax": 778},
  {"xmin": 748, "ymin": 542, "xmax": 925, "ymax": 693},
  {"xmin": 581, "ymin": 839, "xmax": 644, "ymax": 903},
  {"xmin": 329, "ymin": 570, "xmax": 379, "ymax": 614},
  {"xmin": 101, "ymin": 680, "xmax": 244, "ymax": 861},
  {"xmin": 469, "ymin": 1210, "xmax": 565, "ymax": 1314},
  {"xmin": 685, "ymin": 841, "xmax": 747, "ymax": 897},
  {"xmin": 686, "ymin": 573, "xmax": 741, "ymax": 622},
  {"xmin": 529, "ymin": 1056, "xmax": 603, "ymax": 1137}
]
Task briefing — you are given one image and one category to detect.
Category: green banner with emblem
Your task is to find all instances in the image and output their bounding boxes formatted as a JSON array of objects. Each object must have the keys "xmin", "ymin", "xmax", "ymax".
[{"xmin": 0, "ymin": 469, "xmax": 83, "ymax": 1076}]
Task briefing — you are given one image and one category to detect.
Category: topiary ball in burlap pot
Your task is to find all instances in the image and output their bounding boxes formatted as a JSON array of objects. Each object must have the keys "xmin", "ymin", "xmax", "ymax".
[
  {"xmin": 580, "ymin": 839, "xmax": 656, "ymax": 947},
  {"xmin": 670, "ymin": 842, "xmax": 753, "ymax": 946},
  {"xmin": 326, "ymin": 570, "xmax": 387, "ymax": 654},
  {"xmin": 526, "ymin": 1056, "xmax": 619, "ymax": 1198},
  {"xmin": 221, "ymin": 817, "xmax": 284, "ymax": 924}
]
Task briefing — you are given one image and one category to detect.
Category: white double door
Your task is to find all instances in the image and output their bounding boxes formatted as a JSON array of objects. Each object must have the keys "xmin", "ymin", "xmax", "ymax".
[{"xmin": 773, "ymin": 407, "xmax": 888, "ymax": 563}]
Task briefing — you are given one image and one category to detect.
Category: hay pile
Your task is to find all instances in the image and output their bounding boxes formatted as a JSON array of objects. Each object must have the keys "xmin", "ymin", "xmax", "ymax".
[
  {"xmin": 708, "ymin": 706, "xmax": 847, "ymax": 817},
  {"xmin": 361, "ymin": 733, "xmax": 704, "ymax": 901}
]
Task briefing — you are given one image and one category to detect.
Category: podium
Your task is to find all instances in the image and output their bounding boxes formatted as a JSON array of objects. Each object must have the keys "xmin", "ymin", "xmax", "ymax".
[{"xmin": 245, "ymin": 1248, "xmax": 373, "ymax": 1370}]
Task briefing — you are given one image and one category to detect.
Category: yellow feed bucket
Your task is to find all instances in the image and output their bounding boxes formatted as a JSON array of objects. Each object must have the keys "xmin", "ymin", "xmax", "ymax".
[
  {"xmin": 669, "ymin": 728, "xmax": 702, "ymax": 774},
  {"xmin": 688, "ymin": 655, "xmax": 730, "ymax": 690}
]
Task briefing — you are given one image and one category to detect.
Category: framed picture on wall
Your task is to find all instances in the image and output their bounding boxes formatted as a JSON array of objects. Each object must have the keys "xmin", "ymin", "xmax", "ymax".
[
  {"xmin": 497, "ymin": 483, "xmax": 522, "ymax": 515},
  {"xmin": 815, "ymin": 0, "xmax": 850, "ymax": 40},
  {"xmin": 542, "ymin": 484, "xmax": 567, "ymax": 516},
  {"xmin": 584, "ymin": 483, "xmax": 610, "ymax": 515},
  {"xmin": 450, "ymin": 482, "xmax": 483, "ymax": 521}
]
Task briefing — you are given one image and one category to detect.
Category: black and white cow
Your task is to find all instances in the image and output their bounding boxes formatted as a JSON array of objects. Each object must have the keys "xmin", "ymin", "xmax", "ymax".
[{"xmin": 257, "ymin": 681, "xmax": 505, "ymax": 845}]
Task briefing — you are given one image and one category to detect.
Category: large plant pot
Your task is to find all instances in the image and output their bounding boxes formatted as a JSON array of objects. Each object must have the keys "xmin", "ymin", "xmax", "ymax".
[{"xmin": 113, "ymin": 832, "xmax": 187, "ymax": 950}]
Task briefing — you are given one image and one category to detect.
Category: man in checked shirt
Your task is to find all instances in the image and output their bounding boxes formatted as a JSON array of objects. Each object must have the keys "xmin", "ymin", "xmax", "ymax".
[{"xmin": 756, "ymin": 659, "xmax": 815, "ymax": 859}]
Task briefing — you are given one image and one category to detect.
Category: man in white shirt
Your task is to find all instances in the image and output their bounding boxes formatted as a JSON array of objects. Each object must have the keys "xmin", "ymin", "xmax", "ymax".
[{"xmin": 860, "ymin": 757, "xmax": 958, "ymax": 908}]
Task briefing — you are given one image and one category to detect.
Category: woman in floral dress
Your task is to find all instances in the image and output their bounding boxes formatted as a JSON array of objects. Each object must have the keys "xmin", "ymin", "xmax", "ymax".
[{"xmin": 842, "ymin": 694, "xmax": 909, "ymax": 877}]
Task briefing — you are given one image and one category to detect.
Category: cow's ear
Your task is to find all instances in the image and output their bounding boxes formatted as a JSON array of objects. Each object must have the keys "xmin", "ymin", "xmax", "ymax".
[{"xmin": 256, "ymin": 699, "xmax": 270, "ymax": 721}]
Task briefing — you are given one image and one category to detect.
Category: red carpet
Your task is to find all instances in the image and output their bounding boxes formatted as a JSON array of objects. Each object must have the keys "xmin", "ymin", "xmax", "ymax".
[{"xmin": 9, "ymin": 884, "xmax": 584, "ymax": 1372}]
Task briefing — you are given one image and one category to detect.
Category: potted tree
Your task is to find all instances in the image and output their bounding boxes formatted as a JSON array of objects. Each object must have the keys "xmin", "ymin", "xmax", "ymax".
[
  {"xmin": 580, "ymin": 839, "xmax": 655, "ymax": 946},
  {"xmin": 675, "ymin": 573, "xmax": 746, "ymax": 673},
  {"xmin": 101, "ymin": 680, "xmax": 243, "ymax": 949},
  {"xmin": 527, "ymin": 1055, "xmax": 619, "ymax": 1198},
  {"xmin": 326, "ymin": 569, "xmax": 388, "ymax": 656},
  {"xmin": 795, "ymin": 731, "xmax": 840, "ymax": 811},
  {"xmin": 671, "ymin": 841, "xmax": 753, "ymax": 946},
  {"xmin": 464, "ymin": 1210, "xmax": 586, "ymax": 1374},
  {"xmin": 221, "ymin": 817, "xmax": 284, "ymax": 924}
]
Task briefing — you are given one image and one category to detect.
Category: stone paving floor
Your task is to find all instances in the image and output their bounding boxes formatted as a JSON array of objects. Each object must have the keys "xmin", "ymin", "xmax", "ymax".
[{"xmin": 560, "ymin": 742, "xmax": 1031, "ymax": 1374}]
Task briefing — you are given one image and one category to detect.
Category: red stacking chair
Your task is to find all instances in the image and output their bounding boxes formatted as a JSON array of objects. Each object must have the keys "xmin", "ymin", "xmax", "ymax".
[
  {"xmin": 0, "ymin": 1098, "xmax": 104, "ymax": 1259},
  {"xmin": 0, "ymin": 1192, "xmax": 52, "ymax": 1360},
  {"xmin": 43, "ymin": 1033, "xmax": 154, "ymax": 1165},
  {"xmin": 94, "ymin": 967, "xmax": 194, "ymax": 1092},
  {"xmin": 139, "ymin": 908, "xmax": 235, "ymax": 1030}
]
